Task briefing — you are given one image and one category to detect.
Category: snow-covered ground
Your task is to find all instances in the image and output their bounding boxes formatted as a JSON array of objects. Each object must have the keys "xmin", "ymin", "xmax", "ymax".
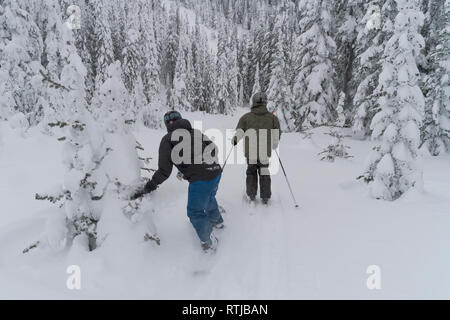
[{"xmin": 1, "ymin": 110, "xmax": 449, "ymax": 299}]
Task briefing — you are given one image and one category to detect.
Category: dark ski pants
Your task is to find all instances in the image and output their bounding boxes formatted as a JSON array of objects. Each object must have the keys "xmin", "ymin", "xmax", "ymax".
[
  {"xmin": 246, "ymin": 159, "xmax": 271, "ymax": 200},
  {"xmin": 187, "ymin": 174, "xmax": 224, "ymax": 243}
]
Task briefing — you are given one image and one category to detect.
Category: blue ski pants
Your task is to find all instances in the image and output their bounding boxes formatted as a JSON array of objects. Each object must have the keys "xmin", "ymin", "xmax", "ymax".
[{"xmin": 187, "ymin": 174, "xmax": 223, "ymax": 243}]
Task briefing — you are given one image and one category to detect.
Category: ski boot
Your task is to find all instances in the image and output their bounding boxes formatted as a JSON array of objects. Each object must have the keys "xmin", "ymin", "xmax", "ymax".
[{"xmin": 201, "ymin": 232, "xmax": 218, "ymax": 253}]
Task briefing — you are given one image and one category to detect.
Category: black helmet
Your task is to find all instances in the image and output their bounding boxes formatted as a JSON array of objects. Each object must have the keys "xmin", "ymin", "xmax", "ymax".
[
  {"xmin": 163, "ymin": 110, "xmax": 182, "ymax": 127},
  {"xmin": 252, "ymin": 92, "xmax": 267, "ymax": 107}
]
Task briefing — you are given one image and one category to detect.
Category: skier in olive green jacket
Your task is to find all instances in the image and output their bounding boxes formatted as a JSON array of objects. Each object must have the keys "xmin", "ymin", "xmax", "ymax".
[{"xmin": 231, "ymin": 92, "xmax": 281, "ymax": 204}]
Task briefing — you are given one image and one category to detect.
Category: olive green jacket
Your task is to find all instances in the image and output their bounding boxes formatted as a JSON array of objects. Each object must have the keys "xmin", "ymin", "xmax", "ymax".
[{"xmin": 233, "ymin": 104, "xmax": 281, "ymax": 161}]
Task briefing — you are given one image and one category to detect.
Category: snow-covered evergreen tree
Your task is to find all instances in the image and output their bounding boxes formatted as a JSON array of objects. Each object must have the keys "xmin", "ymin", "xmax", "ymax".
[
  {"xmin": 267, "ymin": 12, "xmax": 294, "ymax": 131},
  {"xmin": 35, "ymin": 0, "xmax": 68, "ymax": 79},
  {"xmin": 189, "ymin": 22, "xmax": 208, "ymax": 111},
  {"xmin": 332, "ymin": 0, "xmax": 362, "ymax": 126},
  {"xmin": 214, "ymin": 24, "xmax": 236, "ymax": 115},
  {"xmin": 122, "ymin": 28, "xmax": 143, "ymax": 95},
  {"xmin": 138, "ymin": 0, "xmax": 160, "ymax": 104},
  {"xmin": 352, "ymin": 0, "xmax": 398, "ymax": 137},
  {"xmin": 242, "ymin": 35, "xmax": 255, "ymax": 104},
  {"xmin": 92, "ymin": 61, "xmax": 131, "ymax": 125},
  {"xmin": 215, "ymin": 55, "xmax": 230, "ymax": 114},
  {"xmin": 250, "ymin": 63, "xmax": 261, "ymax": 103},
  {"xmin": 109, "ymin": 0, "xmax": 126, "ymax": 63},
  {"xmin": 81, "ymin": 0, "xmax": 114, "ymax": 102},
  {"xmin": 292, "ymin": 0, "xmax": 337, "ymax": 131},
  {"xmin": 0, "ymin": 0, "xmax": 44, "ymax": 124},
  {"xmin": 29, "ymin": 63, "xmax": 155, "ymax": 254},
  {"xmin": 363, "ymin": 0, "xmax": 425, "ymax": 200},
  {"xmin": 202, "ymin": 48, "xmax": 217, "ymax": 113},
  {"xmin": 163, "ymin": 5, "xmax": 180, "ymax": 87},
  {"xmin": 226, "ymin": 27, "xmax": 239, "ymax": 114},
  {"xmin": 34, "ymin": 1, "xmax": 87, "ymax": 129},
  {"xmin": 260, "ymin": 14, "xmax": 277, "ymax": 93},
  {"xmin": 173, "ymin": 31, "xmax": 192, "ymax": 111},
  {"xmin": 421, "ymin": 0, "xmax": 450, "ymax": 155}
]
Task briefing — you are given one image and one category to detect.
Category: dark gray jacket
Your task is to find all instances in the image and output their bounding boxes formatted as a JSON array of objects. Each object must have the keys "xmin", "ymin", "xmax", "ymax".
[{"xmin": 148, "ymin": 119, "xmax": 222, "ymax": 188}]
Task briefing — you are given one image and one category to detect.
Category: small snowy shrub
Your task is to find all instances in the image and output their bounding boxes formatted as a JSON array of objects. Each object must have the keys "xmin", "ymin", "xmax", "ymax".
[
  {"xmin": 300, "ymin": 130, "xmax": 314, "ymax": 140},
  {"xmin": 30, "ymin": 113, "xmax": 111, "ymax": 251},
  {"xmin": 318, "ymin": 130, "xmax": 353, "ymax": 162}
]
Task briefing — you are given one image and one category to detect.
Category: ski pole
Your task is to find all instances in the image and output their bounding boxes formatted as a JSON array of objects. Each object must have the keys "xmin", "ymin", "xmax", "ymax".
[
  {"xmin": 275, "ymin": 149, "xmax": 299, "ymax": 208},
  {"xmin": 222, "ymin": 145, "xmax": 235, "ymax": 171}
]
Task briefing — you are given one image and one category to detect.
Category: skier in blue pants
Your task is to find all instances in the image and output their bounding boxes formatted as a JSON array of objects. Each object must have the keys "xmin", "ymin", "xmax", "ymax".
[{"xmin": 131, "ymin": 111, "xmax": 224, "ymax": 251}]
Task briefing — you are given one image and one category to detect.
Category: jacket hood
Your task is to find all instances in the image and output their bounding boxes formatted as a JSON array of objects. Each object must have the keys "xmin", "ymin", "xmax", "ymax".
[
  {"xmin": 167, "ymin": 118, "xmax": 192, "ymax": 132},
  {"xmin": 251, "ymin": 105, "xmax": 269, "ymax": 115}
]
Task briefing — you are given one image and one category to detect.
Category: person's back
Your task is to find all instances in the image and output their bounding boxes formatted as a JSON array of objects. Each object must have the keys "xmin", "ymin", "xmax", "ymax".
[
  {"xmin": 153, "ymin": 118, "xmax": 221, "ymax": 185},
  {"xmin": 236, "ymin": 103, "xmax": 280, "ymax": 162},
  {"xmin": 232, "ymin": 92, "xmax": 281, "ymax": 204}
]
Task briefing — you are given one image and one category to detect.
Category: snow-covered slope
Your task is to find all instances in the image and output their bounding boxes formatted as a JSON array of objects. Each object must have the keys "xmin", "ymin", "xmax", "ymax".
[{"xmin": 0, "ymin": 112, "xmax": 450, "ymax": 299}]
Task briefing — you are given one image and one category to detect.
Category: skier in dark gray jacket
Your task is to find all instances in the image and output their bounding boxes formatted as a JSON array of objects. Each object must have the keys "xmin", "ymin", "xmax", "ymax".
[{"xmin": 131, "ymin": 111, "xmax": 223, "ymax": 251}]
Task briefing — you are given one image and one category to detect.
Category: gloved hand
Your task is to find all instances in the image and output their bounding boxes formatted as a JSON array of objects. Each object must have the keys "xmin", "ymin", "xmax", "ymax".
[
  {"xmin": 130, "ymin": 189, "xmax": 146, "ymax": 200},
  {"xmin": 231, "ymin": 136, "xmax": 238, "ymax": 146},
  {"xmin": 130, "ymin": 180, "xmax": 158, "ymax": 200},
  {"xmin": 144, "ymin": 180, "xmax": 158, "ymax": 193}
]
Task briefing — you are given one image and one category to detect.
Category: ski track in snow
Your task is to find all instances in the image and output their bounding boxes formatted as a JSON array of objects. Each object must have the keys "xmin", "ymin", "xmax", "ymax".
[{"xmin": 1, "ymin": 111, "xmax": 450, "ymax": 299}]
